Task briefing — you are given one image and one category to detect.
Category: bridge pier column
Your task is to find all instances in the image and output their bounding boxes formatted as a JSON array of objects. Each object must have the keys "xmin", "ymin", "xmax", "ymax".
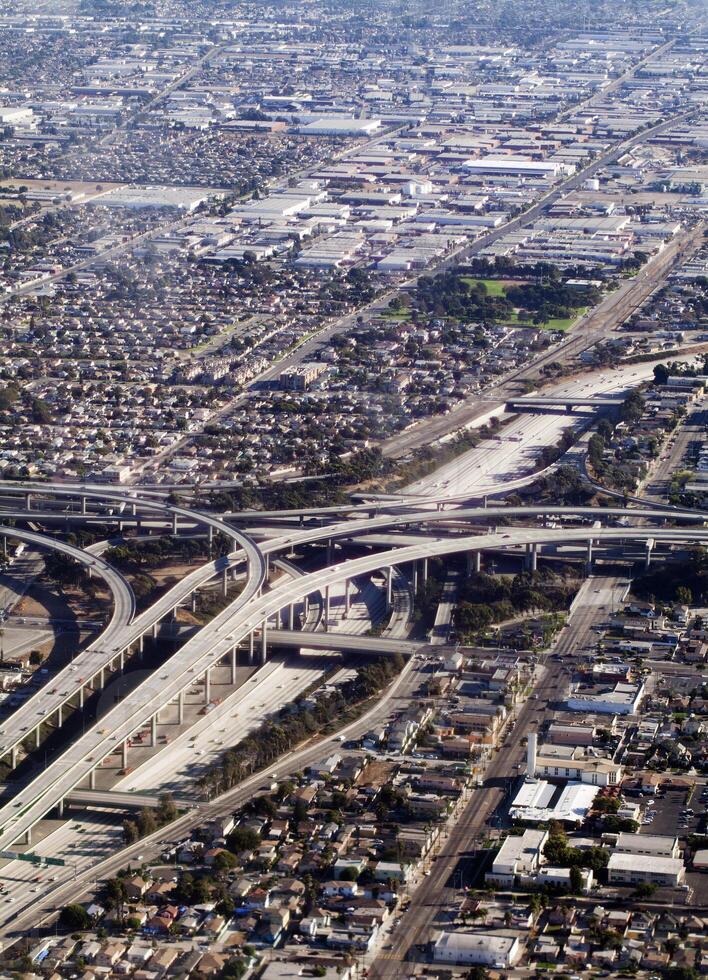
[
  {"xmin": 204, "ymin": 668, "xmax": 211, "ymax": 704},
  {"xmin": 99, "ymin": 668, "xmax": 105, "ymax": 688},
  {"xmin": 482, "ymin": 495, "xmax": 488, "ymax": 509},
  {"xmin": 585, "ymin": 541, "xmax": 593, "ymax": 577},
  {"xmin": 25, "ymin": 492, "xmax": 32, "ymax": 510},
  {"xmin": 222, "ymin": 569, "xmax": 228, "ymax": 597},
  {"xmin": 303, "ymin": 595, "xmax": 309, "ymax": 620},
  {"xmin": 58, "ymin": 799, "xmax": 64, "ymax": 819},
  {"xmin": 344, "ymin": 579, "xmax": 350, "ymax": 618},
  {"xmin": 178, "ymin": 689, "xmax": 184, "ymax": 725},
  {"xmin": 23, "ymin": 829, "xmax": 31, "ymax": 846},
  {"xmin": 139, "ymin": 634, "xmax": 144, "ymax": 654},
  {"xmin": 57, "ymin": 704, "xmax": 63, "ymax": 727},
  {"xmin": 248, "ymin": 630, "xmax": 255, "ymax": 665},
  {"xmin": 260, "ymin": 620, "xmax": 267, "ymax": 665},
  {"xmin": 526, "ymin": 543, "xmax": 537, "ymax": 573},
  {"xmin": 386, "ymin": 567, "xmax": 393, "ymax": 610},
  {"xmin": 81, "ymin": 496, "xmax": 87, "ymax": 515},
  {"xmin": 324, "ymin": 586, "xmax": 331, "ymax": 631},
  {"xmin": 191, "ymin": 592, "xmax": 197, "ymax": 613},
  {"xmin": 11, "ymin": 745, "xmax": 17, "ymax": 769},
  {"xmin": 89, "ymin": 768, "xmax": 96, "ymax": 790},
  {"xmin": 35, "ymin": 727, "xmax": 41, "ymax": 749},
  {"xmin": 122, "ymin": 740, "xmax": 128, "ymax": 771},
  {"xmin": 644, "ymin": 541, "xmax": 653, "ymax": 570},
  {"xmin": 172, "ymin": 513, "xmax": 178, "ymax": 535},
  {"xmin": 79, "ymin": 686, "xmax": 84, "ymax": 709},
  {"xmin": 422, "ymin": 558, "xmax": 429, "ymax": 584},
  {"xmin": 208, "ymin": 526, "xmax": 213, "ymax": 550},
  {"xmin": 288, "ymin": 603, "xmax": 295, "ymax": 629},
  {"xmin": 326, "ymin": 538, "xmax": 333, "ymax": 564},
  {"xmin": 151, "ymin": 714, "xmax": 158, "ymax": 746},
  {"xmin": 412, "ymin": 562, "xmax": 418, "ymax": 594},
  {"xmin": 231, "ymin": 646, "xmax": 237, "ymax": 685}
]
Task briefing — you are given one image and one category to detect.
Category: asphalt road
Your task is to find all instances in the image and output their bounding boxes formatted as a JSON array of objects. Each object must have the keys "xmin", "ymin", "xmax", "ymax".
[{"xmin": 367, "ymin": 574, "xmax": 623, "ymax": 978}]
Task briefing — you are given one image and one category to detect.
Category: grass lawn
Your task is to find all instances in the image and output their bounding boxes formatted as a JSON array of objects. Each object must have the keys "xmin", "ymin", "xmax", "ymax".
[
  {"xmin": 461, "ymin": 276, "xmax": 510, "ymax": 297},
  {"xmin": 381, "ymin": 306, "xmax": 412, "ymax": 320},
  {"xmin": 502, "ymin": 305, "xmax": 588, "ymax": 333}
]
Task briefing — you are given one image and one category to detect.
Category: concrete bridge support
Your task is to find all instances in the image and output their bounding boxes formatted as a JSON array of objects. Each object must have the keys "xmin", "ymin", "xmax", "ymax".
[
  {"xmin": 526, "ymin": 543, "xmax": 538, "ymax": 573},
  {"xmin": 644, "ymin": 539, "xmax": 654, "ymax": 571},
  {"xmin": 260, "ymin": 620, "xmax": 268, "ymax": 665}
]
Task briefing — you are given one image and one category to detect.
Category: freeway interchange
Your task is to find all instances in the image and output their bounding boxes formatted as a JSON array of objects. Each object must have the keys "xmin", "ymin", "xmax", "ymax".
[{"xmin": 0, "ymin": 375, "xmax": 706, "ymax": 939}]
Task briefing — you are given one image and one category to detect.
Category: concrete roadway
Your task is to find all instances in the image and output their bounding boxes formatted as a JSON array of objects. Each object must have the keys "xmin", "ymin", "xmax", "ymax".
[{"xmin": 401, "ymin": 359, "xmax": 696, "ymax": 499}]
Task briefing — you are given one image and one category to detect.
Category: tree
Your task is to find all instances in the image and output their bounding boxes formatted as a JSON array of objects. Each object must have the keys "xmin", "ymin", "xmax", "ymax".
[
  {"xmin": 653, "ymin": 363, "xmax": 670, "ymax": 386},
  {"xmin": 104, "ymin": 877, "xmax": 128, "ymax": 912},
  {"xmin": 466, "ymin": 968, "xmax": 489, "ymax": 980},
  {"xmin": 60, "ymin": 904, "xmax": 91, "ymax": 929},
  {"xmin": 157, "ymin": 792, "xmax": 177, "ymax": 824},
  {"xmin": 675, "ymin": 585, "xmax": 692, "ymax": 606},
  {"xmin": 227, "ymin": 826, "xmax": 261, "ymax": 853},
  {"xmin": 123, "ymin": 819, "xmax": 139, "ymax": 845},
  {"xmin": 569, "ymin": 865, "xmax": 584, "ymax": 894}
]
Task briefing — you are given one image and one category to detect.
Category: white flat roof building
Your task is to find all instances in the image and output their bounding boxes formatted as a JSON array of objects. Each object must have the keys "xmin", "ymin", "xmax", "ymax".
[
  {"xmin": 432, "ymin": 931, "xmax": 522, "ymax": 969},
  {"xmin": 298, "ymin": 117, "xmax": 382, "ymax": 137},
  {"xmin": 509, "ymin": 779, "xmax": 600, "ymax": 824},
  {"xmin": 487, "ymin": 828, "xmax": 548, "ymax": 886},
  {"xmin": 615, "ymin": 832, "xmax": 679, "ymax": 859},
  {"xmin": 463, "ymin": 155, "xmax": 568, "ymax": 178},
  {"xmin": 607, "ymin": 853, "xmax": 685, "ymax": 888}
]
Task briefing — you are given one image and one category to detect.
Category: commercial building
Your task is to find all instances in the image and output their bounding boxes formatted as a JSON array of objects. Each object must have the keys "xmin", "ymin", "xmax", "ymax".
[
  {"xmin": 615, "ymin": 833, "xmax": 680, "ymax": 859},
  {"xmin": 432, "ymin": 931, "xmax": 522, "ymax": 969},
  {"xmin": 565, "ymin": 681, "xmax": 644, "ymax": 716},
  {"xmin": 607, "ymin": 853, "xmax": 685, "ymax": 888},
  {"xmin": 279, "ymin": 363, "xmax": 326, "ymax": 391},
  {"xmin": 509, "ymin": 779, "xmax": 600, "ymax": 825},
  {"xmin": 486, "ymin": 829, "xmax": 548, "ymax": 887},
  {"xmin": 462, "ymin": 155, "xmax": 567, "ymax": 178}
]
